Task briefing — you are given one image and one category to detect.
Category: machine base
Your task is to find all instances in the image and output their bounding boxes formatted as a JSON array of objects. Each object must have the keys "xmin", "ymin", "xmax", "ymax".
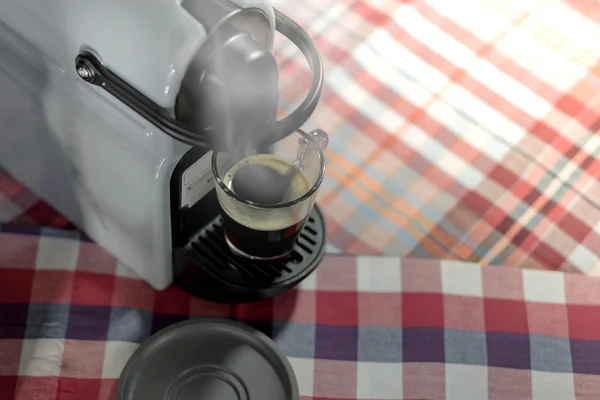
[{"xmin": 173, "ymin": 205, "xmax": 326, "ymax": 304}]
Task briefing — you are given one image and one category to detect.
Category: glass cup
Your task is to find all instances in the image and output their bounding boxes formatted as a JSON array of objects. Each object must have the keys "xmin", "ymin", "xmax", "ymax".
[{"xmin": 211, "ymin": 129, "xmax": 328, "ymax": 260}]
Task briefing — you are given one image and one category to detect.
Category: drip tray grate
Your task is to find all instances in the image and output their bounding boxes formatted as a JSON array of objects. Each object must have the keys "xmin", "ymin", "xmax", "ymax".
[{"xmin": 173, "ymin": 205, "xmax": 327, "ymax": 303}]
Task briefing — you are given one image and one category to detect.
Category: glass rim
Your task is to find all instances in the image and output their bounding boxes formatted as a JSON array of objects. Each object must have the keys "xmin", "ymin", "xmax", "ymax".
[{"xmin": 211, "ymin": 129, "xmax": 326, "ymax": 210}]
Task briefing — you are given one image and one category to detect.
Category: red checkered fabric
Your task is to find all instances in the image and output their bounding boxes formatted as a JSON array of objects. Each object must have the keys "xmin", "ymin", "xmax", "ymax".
[
  {"xmin": 5, "ymin": 0, "xmax": 600, "ymax": 399},
  {"xmin": 2, "ymin": 229, "xmax": 600, "ymax": 399},
  {"xmin": 3, "ymin": 0, "xmax": 600, "ymax": 274}
]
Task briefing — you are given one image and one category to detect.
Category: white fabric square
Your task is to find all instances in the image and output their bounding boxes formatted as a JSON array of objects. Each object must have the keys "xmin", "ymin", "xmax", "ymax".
[
  {"xmin": 445, "ymin": 364, "xmax": 488, "ymax": 400},
  {"xmin": 393, "ymin": 6, "xmax": 477, "ymax": 70},
  {"xmin": 496, "ymin": 27, "xmax": 586, "ymax": 92},
  {"xmin": 287, "ymin": 357, "xmax": 314, "ymax": 397},
  {"xmin": 102, "ymin": 341, "xmax": 140, "ymax": 379},
  {"xmin": 35, "ymin": 236, "xmax": 80, "ymax": 270},
  {"xmin": 339, "ymin": 79, "xmax": 371, "ymax": 108},
  {"xmin": 19, "ymin": 339, "xmax": 65, "ymax": 376},
  {"xmin": 439, "ymin": 152, "xmax": 485, "ymax": 189},
  {"xmin": 327, "ymin": 68, "xmax": 353, "ymax": 97},
  {"xmin": 568, "ymin": 245, "xmax": 598, "ymax": 275},
  {"xmin": 441, "ymin": 261, "xmax": 483, "ymax": 297},
  {"xmin": 400, "ymin": 125, "xmax": 431, "ymax": 150},
  {"xmin": 425, "ymin": 0, "xmax": 512, "ymax": 42},
  {"xmin": 298, "ymin": 269, "xmax": 317, "ymax": 290},
  {"xmin": 467, "ymin": 57, "xmax": 552, "ymax": 119},
  {"xmin": 441, "ymin": 84, "xmax": 525, "ymax": 146},
  {"xmin": 532, "ymin": 371, "xmax": 576, "ymax": 400},
  {"xmin": 357, "ymin": 362, "xmax": 403, "ymax": 399},
  {"xmin": 535, "ymin": 2, "xmax": 600, "ymax": 56},
  {"xmin": 357, "ymin": 256, "xmax": 401, "ymax": 292},
  {"xmin": 583, "ymin": 135, "xmax": 600, "ymax": 157},
  {"xmin": 311, "ymin": 3, "xmax": 345, "ymax": 35},
  {"xmin": 522, "ymin": 269, "xmax": 566, "ymax": 303},
  {"xmin": 352, "ymin": 44, "xmax": 433, "ymax": 108},
  {"xmin": 363, "ymin": 29, "xmax": 449, "ymax": 94},
  {"xmin": 377, "ymin": 108, "xmax": 407, "ymax": 133}
]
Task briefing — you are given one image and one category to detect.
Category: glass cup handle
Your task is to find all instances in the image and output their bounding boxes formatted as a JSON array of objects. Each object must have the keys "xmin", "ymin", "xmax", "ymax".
[
  {"xmin": 296, "ymin": 129, "xmax": 328, "ymax": 170},
  {"xmin": 307, "ymin": 129, "xmax": 329, "ymax": 151}
]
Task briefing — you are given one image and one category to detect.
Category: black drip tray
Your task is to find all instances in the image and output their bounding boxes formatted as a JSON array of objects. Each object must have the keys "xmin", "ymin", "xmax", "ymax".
[{"xmin": 173, "ymin": 205, "xmax": 327, "ymax": 303}]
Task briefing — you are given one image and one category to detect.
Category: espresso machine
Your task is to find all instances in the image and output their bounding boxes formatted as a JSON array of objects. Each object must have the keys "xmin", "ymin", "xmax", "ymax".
[{"xmin": 0, "ymin": 0, "xmax": 327, "ymax": 303}]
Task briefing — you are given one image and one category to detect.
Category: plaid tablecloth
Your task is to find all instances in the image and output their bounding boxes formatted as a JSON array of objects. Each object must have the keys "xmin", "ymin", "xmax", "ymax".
[
  {"xmin": 272, "ymin": 0, "xmax": 600, "ymax": 274},
  {"xmin": 3, "ymin": 0, "xmax": 600, "ymax": 274},
  {"xmin": 3, "ymin": 227, "xmax": 600, "ymax": 400}
]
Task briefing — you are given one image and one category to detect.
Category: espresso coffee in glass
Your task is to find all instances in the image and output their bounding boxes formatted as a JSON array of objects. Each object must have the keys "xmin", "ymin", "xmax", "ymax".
[{"xmin": 212, "ymin": 129, "xmax": 328, "ymax": 260}]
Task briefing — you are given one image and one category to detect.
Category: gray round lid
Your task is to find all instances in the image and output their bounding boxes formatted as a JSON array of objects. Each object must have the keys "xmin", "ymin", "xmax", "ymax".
[{"xmin": 116, "ymin": 319, "xmax": 299, "ymax": 400}]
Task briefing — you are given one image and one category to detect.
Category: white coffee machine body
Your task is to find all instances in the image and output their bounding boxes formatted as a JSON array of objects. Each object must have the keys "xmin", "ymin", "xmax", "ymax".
[{"xmin": 0, "ymin": 0, "xmax": 277, "ymax": 290}]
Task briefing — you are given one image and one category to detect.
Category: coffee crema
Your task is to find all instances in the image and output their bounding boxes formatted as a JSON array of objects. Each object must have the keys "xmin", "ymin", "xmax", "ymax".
[
  {"xmin": 225, "ymin": 154, "xmax": 310, "ymax": 203},
  {"xmin": 221, "ymin": 154, "xmax": 311, "ymax": 230}
]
